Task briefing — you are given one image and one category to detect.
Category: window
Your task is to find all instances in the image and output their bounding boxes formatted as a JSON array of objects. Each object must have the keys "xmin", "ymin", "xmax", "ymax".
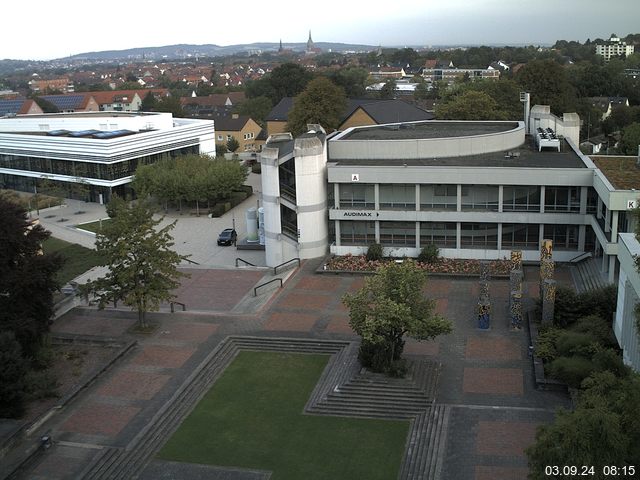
[
  {"xmin": 460, "ymin": 223, "xmax": 498, "ymax": 249},
  {"xmin": 339, "ymin": 184, "xmax": 374, "ymax": 209},
  {"xmin": 420, "ymin": 184, "xmax": 457, "ymax": 210},
  {"xmin": 502, "ymin": 224, "xmax": 539, "ymax": 249},
  {"xmin": 379, "ymin": 184, "xmax": 415, "ymax": 210},
  {"xmin": 544, "ymin": 187, "xmax": 580, "ymax": 213},
  {"xmin": 544, "ymin": 224, "xmax": 579, "ymax": 250},
  {"xmin": 340, "ymin": 221, "xmax": 376, "ymax": 245},
  {"xmin": 503, "ymin": 186, "xmax": 541, "ymax": 212},
  {"xmin": 420, "ymin": 222, "xmax": 456, "ymax": 248},
  {"xmin": 380, "ymin": 221, "xmax": 416, "ymax": 246},
  {"xmin": 461, "ymin": 185, "xmax": 499, "ymax": 211}
]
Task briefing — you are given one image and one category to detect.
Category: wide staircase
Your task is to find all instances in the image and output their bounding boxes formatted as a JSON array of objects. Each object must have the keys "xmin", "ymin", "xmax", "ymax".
[{"xmin": 571, "ymin": 257, "xmax": 611, "ymax": 293}]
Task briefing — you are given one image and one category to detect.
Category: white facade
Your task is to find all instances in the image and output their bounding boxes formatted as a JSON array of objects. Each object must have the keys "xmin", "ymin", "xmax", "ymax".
[
  {"xmin": 596, "ymin": 39, "xmax": 635, "ymax": 62},
  {"xmin": 615, "ymin": 233, "xmax": 640, "ymax": 372},
  {"xmin": 0, "ymin": 111, "xmax": 215, "ymax": 202}
]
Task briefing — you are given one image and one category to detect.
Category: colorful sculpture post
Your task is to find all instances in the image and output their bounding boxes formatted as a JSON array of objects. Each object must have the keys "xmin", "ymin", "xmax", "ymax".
[
  {"xmin": 539, "ymin": 240, "xmax": 556, "ymax": 325},
  {"xmin": 477, "ymin": 261, "xmax": 491, "ymax": 329},
  {"xmin": 509, "ymin": 252, "xmax": 524, "ymax": 330}
]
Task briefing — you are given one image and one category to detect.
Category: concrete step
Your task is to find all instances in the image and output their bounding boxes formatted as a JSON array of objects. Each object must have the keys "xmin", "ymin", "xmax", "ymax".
[
  {"xmin": 334, "ymin": 384, "xmax": 429, "ymax": 399},
  {"xmin": 308, "ymin": 404, "xmax": 419, "ymax": 419}
]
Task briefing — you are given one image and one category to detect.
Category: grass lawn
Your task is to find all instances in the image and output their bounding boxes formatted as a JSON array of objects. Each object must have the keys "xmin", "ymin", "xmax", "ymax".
[
  {"xmin": 42, "ymin": 237, "xmax": 103, "ymax": 285},
  {"xmin": 76, "ymin": 218, "xmax": 111, "ymax": 233},
  {"xmin": 158, "ymin": 351, "xmax": 409, "ymax": 480}
]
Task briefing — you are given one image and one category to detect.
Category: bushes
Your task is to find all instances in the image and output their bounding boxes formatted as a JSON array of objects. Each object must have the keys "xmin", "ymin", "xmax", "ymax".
[
  {"xmin": 555, "ymin": 330, "xmax": 601, "ymax": 358},
  {"xmin": 418, "ymin": 244, "xmax": 439, "ymax": 264},
  {"xmin": 251, "ymin": 163, "xmax": 261, "ymax": 174},
  {"xmin": 358, "ymin": 339, "xmax": 407, "ymax": 377},
  {"xmin": 365, "ymin": 243, "xmax": 384, "ymax": 262},
  {"xmin": 552, "ymin": 285, "xmax": 617, "ymax": 327},
  {"xmin": 548, "ymin": 356, "xmax": 597, "ymax": 388},
  {"xmin": 0, "ymin": 332, "xmax": 27, "ymax": 418}
]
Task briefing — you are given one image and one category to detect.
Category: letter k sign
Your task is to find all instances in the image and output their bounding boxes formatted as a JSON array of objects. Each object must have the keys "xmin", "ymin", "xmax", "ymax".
[{"xmin": 628, "ymin": 200, "xmax": 637, "ymax": 209}]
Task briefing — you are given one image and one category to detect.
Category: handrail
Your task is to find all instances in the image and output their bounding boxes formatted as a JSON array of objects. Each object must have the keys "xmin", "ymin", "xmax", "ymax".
[
  {"xmin": 170, "ymin": 301, "xmax": 186, "ymax": 313},
  {"xmin": 183, "ymin": 258, "xmax": 200, "ymax": 265},
  {"xmin": 568, "ymin": 251, "xmax": 592, "ymax": 263},
  {"xmin": 235, "ymin": 257, "xmax": 256, "ymax": 267},
  {"xmin": 273, "ymin": 257, "xmax": 300, "ymax": 275},
  {"xmin": 254, "ymin": 278, "xmax": 283, "ymax": 296}
]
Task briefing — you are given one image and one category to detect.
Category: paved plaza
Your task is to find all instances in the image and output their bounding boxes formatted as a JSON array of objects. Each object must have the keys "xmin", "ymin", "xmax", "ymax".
[{"xmin": 3, "ymin": 250, "xmax": 574, "ymax": 479}]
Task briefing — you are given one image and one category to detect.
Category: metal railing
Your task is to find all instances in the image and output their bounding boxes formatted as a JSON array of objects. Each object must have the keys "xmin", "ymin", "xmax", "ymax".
[
  {"xmin": 273, "ymin": 257, "xmax": 300, "ymax": 275},
  {"xmin": 170, "ymin": 301, "xmax": 186, "ymax": 313},
  {"xmin": 235, "ymin": 257, "xmax": 256, "ymax": 267},
  {"xmin": 569, "ymin": 251, "xmax": 592, "ymax": 263},
  {"xmin": 254, "ymin": 278, "xmax": 283, "ymax": 296},
  {"xmin": 183, "ymin": 258, "xmax": 200, "ymax": 265}
]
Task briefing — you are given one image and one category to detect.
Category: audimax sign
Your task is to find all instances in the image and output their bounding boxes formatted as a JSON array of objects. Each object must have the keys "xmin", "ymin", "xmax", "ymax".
[{"xmin": 342, "ymin": 211, "xmax": 379, "ymax": 217}]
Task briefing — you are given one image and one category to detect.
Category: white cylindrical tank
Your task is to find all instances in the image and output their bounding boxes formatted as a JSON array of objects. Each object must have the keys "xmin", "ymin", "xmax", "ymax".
[
  {"xmin": 245, "ymin": 207, "xmax": 258, "ymax": 242},
  {"xmin": 258, "ymin": 207, "xmax": 265, "ymax": 246}
]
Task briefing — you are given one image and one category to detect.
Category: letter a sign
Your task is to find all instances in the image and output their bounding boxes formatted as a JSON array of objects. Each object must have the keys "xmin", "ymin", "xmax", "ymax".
[{"xmin": 351, "ymin": 173, "xmax": 360, "ymax": 182}]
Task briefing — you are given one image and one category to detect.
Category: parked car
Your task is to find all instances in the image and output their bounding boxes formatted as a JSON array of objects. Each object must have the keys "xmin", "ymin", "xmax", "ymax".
[{"xmin": 217, "ymin": 228, "xmax": 237, "ymax": 246}]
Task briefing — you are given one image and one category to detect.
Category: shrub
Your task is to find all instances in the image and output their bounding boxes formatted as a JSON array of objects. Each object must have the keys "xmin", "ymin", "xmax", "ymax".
[
  {"xmin": 551, "ymin": 285, "xmax": 618, "ymax": 327},
  {"xmin": 554, "ymin": 330, "xmax": 601, "ymax": 358},
  {"xmin": 365, "ymin": 242, "xmax": 384, "ymax": 262},
  {"xmin": 236, "ymin": 185, "xmax": 253, "ymax": 196},
  {"xmin": 418, "ymin": 244, "xmax": 439, "ymax": 264},
  {"xmin": 251, "ymin": 163, "xmax": 261, "ymax": 174},
  {"xmin": 210, "ymin": 203, "xmax": 226, "ymax": 217},
  {"xmin": 592, "ymin": 349, "xmax": 630, "ymax": 379},
  {"xmin": 229, "ymin": 191, "xmax": 247, "ymax": 207},
  {"xmin": 548, "ymin": 356, "xmax": 596, "ymax": 388},
  {"xmin": 535, "ymin": 326, "xmax": 560, "ymax": 362},
  {"xmin": 570, "ymin": 315, "xmax": 616, "ymax": 348},
  {"xmin": 224, "ymin": 202, "xmax": 231, "ymax": 212}
]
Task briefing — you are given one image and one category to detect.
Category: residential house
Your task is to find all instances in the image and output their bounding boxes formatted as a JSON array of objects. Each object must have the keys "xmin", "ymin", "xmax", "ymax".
[
  {"xmin": 0, "ymin": 98, "xmax": 43, "ymax": 116},
  {"xmin": 28, "ymin": 77, "xmax": 74, "ymax": 93},
  {"xmin": 214, "ymin": 114, "xmax": 264, "ymax": 152},
  {"xmin": 181, "ymin": 93, "xmax": 246, "ymax": 118},
  {"xmin": 40, "ymin": 94, "xmax": 100, "ymax": 113},
  {"xmin": 588, "ymin": 96, "xmax": 630, "ymax": 120},
  {"xmin": 368, "ymin": 66, "xmax": 406, "ymax": 80},
  {"xmin": 595, "ymin": 34, "xmax": 635, "ymax": 62}
]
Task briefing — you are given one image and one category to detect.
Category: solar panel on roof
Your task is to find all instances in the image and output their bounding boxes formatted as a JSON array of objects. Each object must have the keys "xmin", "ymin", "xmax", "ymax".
[
  {"xmin": 91, "ymin": 129, "xmax": 135, "ymax": 139},
  {"xmin": 0, "ymin": 99, "xmax": 25, "ymax": 115},
  {"xmin": 41, "ymin": 95, "xmax": 85, "ymax": 110},
  {"xmin": 69, "ymin": 129, "xmax": 100, "ymax": 137}
]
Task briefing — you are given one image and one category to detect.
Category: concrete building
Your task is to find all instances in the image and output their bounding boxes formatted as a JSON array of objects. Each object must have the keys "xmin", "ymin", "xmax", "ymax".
[
  {"xmin": 615, "ymin": 233, "xmax": 640, "ymax": 372},
  {"xmin": 0, "ymin": 111, "xmax": 215, "ymax": 203},
  {"xmin": 595, "ymin": 34, "xmax": 635, "ymax": 62}
]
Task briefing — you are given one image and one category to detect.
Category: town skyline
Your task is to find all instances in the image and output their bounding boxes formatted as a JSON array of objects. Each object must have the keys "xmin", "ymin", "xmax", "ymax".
[{"xmin": 4, "ymin": 0, "xmax": 640, "ymax": 61}]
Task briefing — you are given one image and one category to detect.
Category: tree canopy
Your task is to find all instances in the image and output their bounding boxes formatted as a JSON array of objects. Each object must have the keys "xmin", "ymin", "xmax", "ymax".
[
  {"xmin": 516, "ymin": 59, "xmax": 577, "ymax": 115},
  {"xmin": 619, "ymin": 122, "xmax": 640, "ymax": 155},
  {"xmin": 82, "ymin": 197, "xmax": 189, "ymax": 328},
  {"xmin": 0, "ymin": 194, "xmax": 62, "ymax": 356},
  {"xmin": 246, "ymin": 63, "xmax": 313, "ymax": 105},
  {"xmin": 436, "ymin": 90, "xmax": 509, "ymax": 120},
  {"xmin": 286, "ymin": 77, "xmax": 347, "ymax": 136},
  {"xmin": 342, "ymin": 261, "xmax": 452, "ymax": 374}
]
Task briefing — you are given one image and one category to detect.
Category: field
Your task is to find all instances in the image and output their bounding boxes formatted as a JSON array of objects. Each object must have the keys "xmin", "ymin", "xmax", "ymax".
[
  {"xmin": 158, "ymin": 351, "xmax": 409, "ymax": 480},
  {"xmin": 42, "ymin": 237, "xmax": 103, "ymax": 284}
]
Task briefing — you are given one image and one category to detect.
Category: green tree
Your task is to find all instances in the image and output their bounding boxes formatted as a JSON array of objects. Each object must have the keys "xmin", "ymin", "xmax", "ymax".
[
  {"xmin": 155, "ymin": 95, "xmax": 183, "ymax": 117},
  {"xmin": 269, "ymin": 63, "xmax": 314, "ymax": 104},
  {"xmin": 140, "ymin": 91, "xmax": 158, "ymax": 111},
  {"xmin": 331, "ymin": 66, "xmax": 369, "ymax": 98},
  {"xmin": 0, "ymin": 331, "xmax": 28, "ymax": 418},
  {"xmin": 236, "ymin": 95, "xmax": 273, "ymax": 126},
  {"xmin": 414, "ymin": 82, "xmax": 431, "ymax": 101},
  {"xmin": 379, "ymin": 79, "xmax": 397, "ymax": 99},
  {"xmin": 286, "ymin": 77, "xmax": 347, "ymax": 136},
  {"xmin": 436, "ymin": 90, "xmax": 508, "ymax": 120},
  {"xmin": 342, "ymin": 261, "xmax": 452, "ymax": 374},
  {"xmin": 516, "ymin": 59, "xmax": 577, "ymax": 115},
  {"xmin": 82, "ymin": 197, "xmax": 189, "ymax": 328},
  {"xmin": 226, "ymin": 136, "xmax": 240, "ymax": 153},
  {"xmin": 619, "ymin": 122, "xmax": 640, "ymax": 155},
  {"xmin": 527, "ymin": 371, "xmax": 640, "ymax": 477},
  {"xmin": 0, "ymin": 196, "xmax": 62, "ymax": 356}
]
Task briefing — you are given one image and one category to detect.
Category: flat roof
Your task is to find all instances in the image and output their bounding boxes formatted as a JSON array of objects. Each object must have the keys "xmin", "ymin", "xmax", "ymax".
[
  {"xmin": 3, "ymin": 111, "xmax": 158, "ymax": 119},
  {"xmin": 591, "ymin": 155, "xmax": 640, "ymax": 190},
  {"xmin": 330, "ymin": 137, "xmax": 586, "ymax": 169},
  {"xmin": 341, "ymin": 121, "xmax": 519, "ymax": 141}
]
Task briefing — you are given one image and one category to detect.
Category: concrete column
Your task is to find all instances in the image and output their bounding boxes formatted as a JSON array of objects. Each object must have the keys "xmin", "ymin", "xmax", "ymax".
[
  {"xmin": 611, "ymin": 211, "xmax": 619, "ymax": 240},
  {"xmin": 374, "ymin": 184, "xmax": 380, "ymax": 210},
  {"xmin": 578, "ymin": 225, "xmax": 586, "ymax": 251},
  {"xmin": 498, "ymin": 185, "xmax": 504, "ymax": 213},
  {"xmin": 457, "ymin": 184, "xmax": 462, "ymax": 212},
  {"xmin": 609, "ymin": 255, "xmax": 616, "ymax": 284},
  {"xmin": 375, "ymin": 220, "xmax": 380, "ymax": 243},
  {"xmin": 415, "ymin": 184, "xmax": 420, "ymax": 212},
  {"xmin": 538, "ymin": 223, "xmax": 545, "ymax": 252},
  {"xmin": 334, "ymin": 183, "xmax": 340, "ymax": 209},
  {"xmin": 456, "ymin": 222, "xmax": 461, "ymax": 250},
  {"xmin": 580, "ymin": 186, "xmax": 588, "ymax": 215},
  {"xmin": 497, "ymin": 223, "xmax": 503, "ymax": 251},
  {"xmin": 415, "ymin": 221, "xmax": 420, "ymax": 249},
  {"xmin": 335, "ymin": 220, "xmax": 341, "ymax": 247},
  {"xmin": 605, "ymin": 208, "xmax": 611, "ymax": 233},
  {"xmin": 602, "ymin": 253, "xmax": 608, "ymax": 273},
  {"xmin": 597, "ymin": 197, "xmax": 603, "ymax": 219},
  {"xmin": 540, "ymin": 185, "xmax": 546, "ymax": 213}
]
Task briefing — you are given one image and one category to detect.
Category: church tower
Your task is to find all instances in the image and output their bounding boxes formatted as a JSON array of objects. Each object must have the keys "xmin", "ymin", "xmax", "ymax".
[{"xmin": 306, "ymin": 30, "xmax": 315, "ymax": 53}]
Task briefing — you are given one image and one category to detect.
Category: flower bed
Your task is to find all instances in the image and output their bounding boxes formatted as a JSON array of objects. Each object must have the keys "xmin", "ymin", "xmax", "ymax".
[{"xmin": 325, "ymin": 254, "xmax": 512, "ymax": 276}]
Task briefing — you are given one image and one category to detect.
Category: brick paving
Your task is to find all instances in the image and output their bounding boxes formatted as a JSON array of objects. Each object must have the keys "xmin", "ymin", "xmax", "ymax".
[
  {"xmin": 61, "ymin": 403, "xmax": 140, "ymax": 437},
  {"xmin": 463, "ymin": 367, "xmax": 524, "ymax": 395},
  {"xmin": 15, "ymin": 260, "xmax": 577, "ymax": 480}
]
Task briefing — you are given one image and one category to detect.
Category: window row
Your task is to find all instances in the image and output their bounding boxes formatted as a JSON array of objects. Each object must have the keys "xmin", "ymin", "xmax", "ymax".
[
  {"xmin": 336, "ymin": 184, "xmax": 586, "ymax": 213},
  {"xmin": 338, "ymin": 221, "xmax": 580, "ymax": 250}
]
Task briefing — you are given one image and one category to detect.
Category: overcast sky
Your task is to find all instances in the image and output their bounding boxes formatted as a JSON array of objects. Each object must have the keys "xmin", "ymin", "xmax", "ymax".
[{"xmin": 4, "ymin": 0, "xmax": 640, "ymax": 60}]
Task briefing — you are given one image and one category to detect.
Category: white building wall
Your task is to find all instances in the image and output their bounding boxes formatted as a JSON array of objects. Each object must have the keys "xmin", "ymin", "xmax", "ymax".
[
  {"xmin": 294, "ymin": 135, "xmax": 328, "ymax": 260},
  {"xmin": 615, "ymin": 233, "xmax": 640, "ymax": 372},
  {"xmin": 260, "ymin": 145, "xmax": 285, "ymax": 267}
]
